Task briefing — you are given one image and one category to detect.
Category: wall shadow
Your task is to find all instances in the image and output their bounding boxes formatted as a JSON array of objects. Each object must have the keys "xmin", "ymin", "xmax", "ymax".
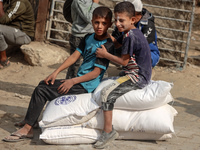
[
  {"xmin": 0, "ymin": 81, "xmax": 35, "ymax": 96},
  {"xmin": 174, "ymin": 97, "xmax": 200, "ymax": 118}
]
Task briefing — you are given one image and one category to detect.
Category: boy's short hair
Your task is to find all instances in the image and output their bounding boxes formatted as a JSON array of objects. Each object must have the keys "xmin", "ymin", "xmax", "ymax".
[
  {"xmin": 114, "ymin": 1, "xmax": 135, "ymax": 18},
  {"xmin": 93, "ymin": 6, "xmax": 113, "ymax": 22}
]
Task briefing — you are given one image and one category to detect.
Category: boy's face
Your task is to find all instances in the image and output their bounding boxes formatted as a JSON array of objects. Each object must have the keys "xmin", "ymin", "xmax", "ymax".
[
  {"xmin": 114, "ymin": 12, "xmax": 136, "ymax": 33},
  {"xmin": 92, "ymin": 16, "xmax": 112, "ymax": 39}
]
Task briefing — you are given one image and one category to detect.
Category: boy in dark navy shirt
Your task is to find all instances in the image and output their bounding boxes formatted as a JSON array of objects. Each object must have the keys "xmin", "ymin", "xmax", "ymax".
[
  {"xmin": 112, "ymin": 0, "xmax": 160, "ymax": 68},
  {"xmin": 94, "ymin": 1, "xmax": 151, "ymax": 149}
]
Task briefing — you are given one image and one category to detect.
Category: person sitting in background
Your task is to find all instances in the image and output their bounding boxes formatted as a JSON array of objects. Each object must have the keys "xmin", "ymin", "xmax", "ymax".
[
  {"xmin": 112, "ymin": 0, "xmax": 160, "ymax": 68},
  {"xmin": 0, "ymin": 0, "xmax": 35, "ymax": 69}
]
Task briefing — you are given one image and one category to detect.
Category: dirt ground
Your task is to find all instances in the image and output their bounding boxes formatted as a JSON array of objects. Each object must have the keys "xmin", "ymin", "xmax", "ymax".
[
  {"xmin": 0, "ymin": 50, "xmax": 200, "ymax": 150},
  {"xmin": 0, "ymin": 4, "xmax": 200, "ymax": 150}
]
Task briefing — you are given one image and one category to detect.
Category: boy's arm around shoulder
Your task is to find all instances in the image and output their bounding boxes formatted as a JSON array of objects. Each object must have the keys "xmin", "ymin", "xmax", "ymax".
[
  {"xmin": 109, "ymin": 33, "xmax": 122, "ymax": 49},
  {"xmin": 96, "ymin": 44, "xmax": 129, "ymax": 66}
]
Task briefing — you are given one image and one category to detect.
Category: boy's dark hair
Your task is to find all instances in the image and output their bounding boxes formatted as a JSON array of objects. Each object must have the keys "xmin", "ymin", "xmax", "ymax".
[
  {"xmin": 114, "ymin": 1, "xmax": 135, "ymax": 17},
  {"xmin": 93, "ymin": 6, "xmax": 113, "ymax": 22}
]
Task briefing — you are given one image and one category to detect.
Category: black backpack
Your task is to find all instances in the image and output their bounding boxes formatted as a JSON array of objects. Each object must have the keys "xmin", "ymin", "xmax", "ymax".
[{"xmin": 63, "ymin": 0, "xmax": 73, "ymax": 23}]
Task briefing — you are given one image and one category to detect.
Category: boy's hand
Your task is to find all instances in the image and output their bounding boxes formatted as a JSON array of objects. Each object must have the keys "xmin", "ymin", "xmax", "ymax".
[
  {"xmin": 96, "ymin": 45, "xmax": 108, "ymax": 58},
  {"xmin": 57, "ymin": 79, "xmax": 74, "ymax": 94},
  {"xmin": 44, "ymin": 72, "xmax": 57, "ymax": 85},
  {"xmin": 108, "ymin": 33, "xmax": 116, "ymax": 42}
]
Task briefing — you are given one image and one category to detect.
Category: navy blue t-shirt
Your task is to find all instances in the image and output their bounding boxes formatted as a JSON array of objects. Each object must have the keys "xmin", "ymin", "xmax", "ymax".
[{"xmin": 117, "ymin": 28, "xmax": 152, "ymax": 87}]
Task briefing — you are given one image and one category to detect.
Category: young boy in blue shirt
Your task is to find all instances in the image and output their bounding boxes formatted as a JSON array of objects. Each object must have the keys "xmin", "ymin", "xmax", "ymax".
[
  {"xmin": 66, "ymin": 0, "xmax": 100, "ymax": 79},
  {"xmin": 3, "ymin": 6, "xmax": 114, "ymax": 142},
  {"xmin": 94, "ymin": 1, "xmax": 152, "ymax": 149}
]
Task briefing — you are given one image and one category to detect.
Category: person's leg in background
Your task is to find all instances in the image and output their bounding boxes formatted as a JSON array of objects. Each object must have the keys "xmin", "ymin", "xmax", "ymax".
[
  {"xmin": 0, "ymin": 50, "xmax": 10, "ymax": 68},
  {"xmin": 0, "ymin": 25, "xmax": 10, "ymax": 69},
  {"xmin": 0, "ymin": 25, "xmax": 31, "ymax": 69},
  {"xmin": 66, "ymin": 35, "xmax": 83, "ymax": 79}
]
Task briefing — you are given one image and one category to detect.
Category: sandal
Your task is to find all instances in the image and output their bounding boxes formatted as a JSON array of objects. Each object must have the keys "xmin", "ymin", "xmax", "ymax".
[
  {"xmin": 0, "ymin": 59, "xmax": 10, "ymax": 69},
  {"xmin": 3, "ymin": 132, "xmax": 33, "ymax": 142}
]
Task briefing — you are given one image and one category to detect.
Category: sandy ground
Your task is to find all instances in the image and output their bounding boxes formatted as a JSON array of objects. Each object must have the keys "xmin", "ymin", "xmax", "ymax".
[{"xmin": 0, "ymin": 48, "xmax": 200, "ymax": 150}]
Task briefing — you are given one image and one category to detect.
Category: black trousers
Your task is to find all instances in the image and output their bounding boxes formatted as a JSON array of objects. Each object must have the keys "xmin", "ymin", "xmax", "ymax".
[{"xmin": 24, "ymin": 80, "xmax": 88, "ymax": 126}]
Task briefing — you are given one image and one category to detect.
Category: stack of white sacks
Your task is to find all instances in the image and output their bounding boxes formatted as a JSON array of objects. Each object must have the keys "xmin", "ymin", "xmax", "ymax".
[{"xmin": 39, "ymin": 78, "xmax": 178, "ymax": 145}]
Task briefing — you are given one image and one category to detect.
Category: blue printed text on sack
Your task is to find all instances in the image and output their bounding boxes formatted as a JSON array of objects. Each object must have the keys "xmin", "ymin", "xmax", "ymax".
[{"xmin": 55, "ymin": 95, "xmax": 77, "ymax": 105}]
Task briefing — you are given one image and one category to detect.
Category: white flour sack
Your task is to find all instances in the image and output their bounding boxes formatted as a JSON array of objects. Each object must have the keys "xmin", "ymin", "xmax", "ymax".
[
  {"xmin": 93, "ymin": 79, "xmax": 173, "ymax": 110},
  {"xmin": 85, "ymin": 104, "xmax": 178, "ymax": 134},
  {"xmin": 39, "ymin": 109, "xmax": 97, "ymax": 128},
  {"xmin": 40, "ymin": 126, "xmax": 100, "ymax": 145},
  {"xmin": 40, "ymin": 126, "xmax": 173, "ymax": 145},
  {"xmin": 117, "ymin": 131, "xmax": 173, "ymax": 141},
  {"xmin": 41, "ymin": 93, "xmax": 99, "ymax": 125}
]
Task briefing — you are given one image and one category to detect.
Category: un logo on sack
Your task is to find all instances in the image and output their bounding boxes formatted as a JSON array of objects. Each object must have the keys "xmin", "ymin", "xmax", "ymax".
[{"xmin": 55, "ymin": 95, "xmax": 77, "ymax": 105}]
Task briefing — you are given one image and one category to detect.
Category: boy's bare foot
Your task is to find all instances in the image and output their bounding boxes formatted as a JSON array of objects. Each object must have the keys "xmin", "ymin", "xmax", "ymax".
[{"xmin": 3, "ymin": 124, "xmax": 33, "ymax": 142}]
